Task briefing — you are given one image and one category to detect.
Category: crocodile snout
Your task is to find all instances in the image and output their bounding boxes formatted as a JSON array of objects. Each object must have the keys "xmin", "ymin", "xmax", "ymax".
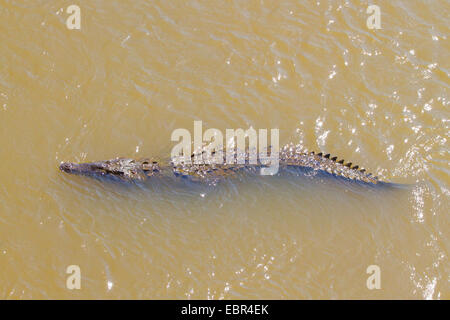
[{"xmin": 59, "ymin": 161, "xmax": 109, "ymax": 176}]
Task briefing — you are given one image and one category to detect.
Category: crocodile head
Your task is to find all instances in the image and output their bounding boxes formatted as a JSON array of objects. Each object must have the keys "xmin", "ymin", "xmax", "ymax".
[{"xmin": 59, "ymin": 158, "xmax": 160, "ymax": 181}]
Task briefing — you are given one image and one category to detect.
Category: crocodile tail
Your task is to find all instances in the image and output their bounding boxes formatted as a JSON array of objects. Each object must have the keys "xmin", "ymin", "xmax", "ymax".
[{"xmin": 312, "ymin": 151, "xmax": 379, "ymax": 184}]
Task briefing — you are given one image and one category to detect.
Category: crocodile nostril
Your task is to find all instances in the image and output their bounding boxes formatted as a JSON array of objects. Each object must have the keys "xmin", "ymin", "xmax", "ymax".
[{"xmin": 59, "ymin": 162, "xmax": 73, "ymax": 172}]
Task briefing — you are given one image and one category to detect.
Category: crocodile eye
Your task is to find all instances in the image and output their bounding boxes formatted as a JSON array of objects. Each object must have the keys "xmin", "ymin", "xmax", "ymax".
[{"xmin": 142, "ymin": 161, "xmax": 153, "ymax": 172}]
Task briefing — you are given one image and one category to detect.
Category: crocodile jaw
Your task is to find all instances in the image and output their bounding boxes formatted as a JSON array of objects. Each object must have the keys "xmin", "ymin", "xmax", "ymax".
[
  {"xmin": 59, "ymin": 159, "xmax": 151, "ymax": 181},
  {"xmin": 59, "ymin": 161, "xmax": 118, "ymax": 178}
]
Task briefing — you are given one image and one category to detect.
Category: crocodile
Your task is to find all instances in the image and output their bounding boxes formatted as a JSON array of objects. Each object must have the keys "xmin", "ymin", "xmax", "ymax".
[{"xmin": 59, "ymin": 144, "xmax": 381, "ymax": 184}]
